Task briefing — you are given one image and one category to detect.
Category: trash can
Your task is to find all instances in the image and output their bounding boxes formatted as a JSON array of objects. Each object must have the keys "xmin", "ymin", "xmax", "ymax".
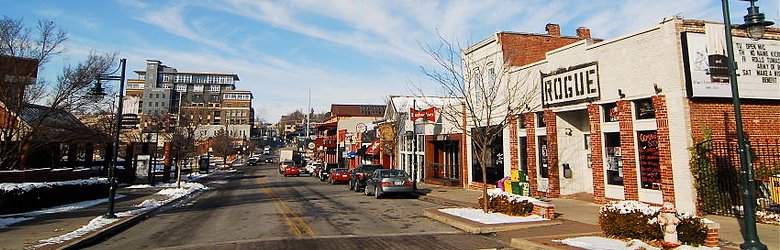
[
  {"xmin": 511, "ymin": 181, "xmax": 521, "ymax": 195},
  {"xmin": 769, "ymin": 175, "xmax": 780, "ymax": 204},
  {"xmin": 504, "ymin": 178, "xmax": 513, "ymax": 193}
]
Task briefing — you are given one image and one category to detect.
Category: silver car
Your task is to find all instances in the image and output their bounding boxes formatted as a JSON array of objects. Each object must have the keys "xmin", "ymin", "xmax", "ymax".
[{"xmin": 363, "ymin": 169, "xmax": 415, "ymax": 199}]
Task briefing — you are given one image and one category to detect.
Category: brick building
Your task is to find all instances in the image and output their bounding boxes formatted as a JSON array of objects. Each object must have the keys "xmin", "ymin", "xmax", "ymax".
[{"xmin": 464, "ymin": 18, "xmax": 779, "ymax": 214}]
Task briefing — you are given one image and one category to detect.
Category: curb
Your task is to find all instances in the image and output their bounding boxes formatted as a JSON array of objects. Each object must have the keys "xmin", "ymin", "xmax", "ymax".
[
  {"xmin": 45, "ymin": 174, "xmax": 217, "ymax": 250},
  {"xmin": 510, "ymin": 238, "xmax": 564, "ymax": 250},
  {"xmin": 416, "ymin": 194, "xmax": 479, "ymax": 208},
  {"xmin": 52, "ymin": 191, "xmax": 197, "ymax": 250},
  {"xmin": 421, "ymin": 207, "xmax": 562, "ymax": 234}
]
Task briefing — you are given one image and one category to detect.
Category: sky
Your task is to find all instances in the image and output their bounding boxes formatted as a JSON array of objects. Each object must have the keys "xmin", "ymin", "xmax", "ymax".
[{"xmin": 3, "ymin": 0, "xmax": 778, "ymax": 123}]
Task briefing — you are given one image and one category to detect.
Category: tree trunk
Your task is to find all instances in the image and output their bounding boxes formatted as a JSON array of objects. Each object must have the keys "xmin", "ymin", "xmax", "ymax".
[{"xmin": 480, "ymin": 149, "xmax": 490, "ymax": 213}]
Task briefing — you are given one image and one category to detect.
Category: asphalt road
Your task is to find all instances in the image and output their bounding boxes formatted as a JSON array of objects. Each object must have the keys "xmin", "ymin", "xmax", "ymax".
[{"xmin": 87, "ymin": 164, "xmax": 509, "ymax": 250}]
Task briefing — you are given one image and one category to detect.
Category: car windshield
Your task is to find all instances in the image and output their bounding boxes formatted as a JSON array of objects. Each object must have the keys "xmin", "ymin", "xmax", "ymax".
[
  {"xmin": 333, "ymin": 168, "xmax": 349, "ymax": 173},
  {"xmin": 359, "ymin": 165, "xmax": 381, "ymax": 173},
  {"xmin": 380, "ymin": 170, "xmax": 407, "ymax": 178}
]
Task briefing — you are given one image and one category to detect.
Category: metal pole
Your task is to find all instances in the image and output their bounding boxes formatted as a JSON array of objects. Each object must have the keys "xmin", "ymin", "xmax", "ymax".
[
  {"xmin": 720, "ymin": 1, "xmax": 766, "ymax": 249},
  {"xmin": 105, "ymin": 59, "xmax": 126, "ymax": 219},
  {"xmin": 412, "ymin": 99, "xmax": 418, "ymax": 182}
]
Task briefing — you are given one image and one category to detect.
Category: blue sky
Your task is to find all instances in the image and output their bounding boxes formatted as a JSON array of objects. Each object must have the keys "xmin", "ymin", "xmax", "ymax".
[{"xmin": 3, "ymin": 0, "xmax": 778, "ymax": 122}]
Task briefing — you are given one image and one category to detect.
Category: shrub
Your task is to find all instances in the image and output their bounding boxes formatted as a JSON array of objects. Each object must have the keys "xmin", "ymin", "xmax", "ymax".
[
  {"xmin": 477, "ymin": 188, "xmax": 535, "ymax": 216},
  {"xmin": 0, "ymin": 178, "xmax": 109, "ymax": 214},
  {"xmin": 599, "ymin": 201, "xmax": 708, "ymax": 246}
]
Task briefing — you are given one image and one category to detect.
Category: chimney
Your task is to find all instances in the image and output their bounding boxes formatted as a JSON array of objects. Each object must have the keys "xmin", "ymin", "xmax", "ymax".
[
  {"xmin": 546, "ymin": 23, "xmax": 561, "ymax": 37},
  {"xmin": 576, "ymin": 27, "xmax": 591, "ymax": 39}
]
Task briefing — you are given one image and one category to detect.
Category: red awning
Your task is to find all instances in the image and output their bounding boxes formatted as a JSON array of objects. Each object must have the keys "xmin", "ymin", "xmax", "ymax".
[{"xmin": 365, "ymin": 140, "xmax": 381, "ymax": 155}]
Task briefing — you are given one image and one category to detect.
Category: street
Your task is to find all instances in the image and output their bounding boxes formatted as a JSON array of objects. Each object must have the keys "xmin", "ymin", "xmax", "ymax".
[{"xmin": 87, "ymin": 164, "xmax": 509, "ymax": 249}]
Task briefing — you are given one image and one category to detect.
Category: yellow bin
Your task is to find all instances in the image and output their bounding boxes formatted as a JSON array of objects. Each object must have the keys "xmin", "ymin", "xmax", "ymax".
[
  {"xmin": 769, "ymin": 175, "xmax": 780, "ymax": 205},
  {"xmin": 504, "ymin": 178, "xmax": 513, "ymax": 193}
]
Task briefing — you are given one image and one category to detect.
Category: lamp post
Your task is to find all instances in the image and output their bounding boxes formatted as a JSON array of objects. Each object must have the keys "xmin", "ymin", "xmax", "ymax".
[
  {"xmin": 87, "ymin": 58, "xmax": 127, "ymax": 219},
  {"xmin": 719, "ymin": 1, "xmax": 772, "ymax": 249}
]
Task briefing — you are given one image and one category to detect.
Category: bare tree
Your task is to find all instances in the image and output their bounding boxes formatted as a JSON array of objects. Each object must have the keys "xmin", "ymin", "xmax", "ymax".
[
  {"xmin": 1, "ymin": 16, "xmax": 118, "ymax": 169},
  {"xmin": 418, "ymin": 36, "xmax": 539, "ymax": 212},
  {"xmin": 210, "ymin": 127, "xmax": 237, "ymax": 165}
]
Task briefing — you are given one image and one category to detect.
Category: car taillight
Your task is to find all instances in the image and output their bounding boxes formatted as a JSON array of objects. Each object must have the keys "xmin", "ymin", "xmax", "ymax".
[
  {"xmin": 380, "ymin": 181, "xmax": 392, "ymax": 186},
  {"xmin": 403, "ymin": 181, "xmax": 414, "ymax": 186}
]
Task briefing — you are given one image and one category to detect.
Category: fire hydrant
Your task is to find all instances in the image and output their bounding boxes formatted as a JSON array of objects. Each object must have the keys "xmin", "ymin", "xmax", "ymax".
[{"xmin": 657, "ymin": 202, "xmax": 681, "ymax": 245}]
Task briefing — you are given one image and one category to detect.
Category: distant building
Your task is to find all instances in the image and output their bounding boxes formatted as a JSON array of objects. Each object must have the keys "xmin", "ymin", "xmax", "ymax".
[
  {"xmin": 124, "ymin": 60, "xmax": 253, "ymax": 135},
  {"xmin": 318, "ymin": 104, "xmax": 386, "ymax": 169}
]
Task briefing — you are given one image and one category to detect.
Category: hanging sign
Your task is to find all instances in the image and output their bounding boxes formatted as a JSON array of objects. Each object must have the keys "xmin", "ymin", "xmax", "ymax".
[{"xmin": 410, "ymin": 107, "xmax": 436, "ymax": 122}]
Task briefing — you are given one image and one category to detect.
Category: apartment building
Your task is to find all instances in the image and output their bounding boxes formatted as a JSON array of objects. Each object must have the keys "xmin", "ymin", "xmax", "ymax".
[{"xmin": 123, "ymin": 60, "xmax": 253, "ymax": 132}]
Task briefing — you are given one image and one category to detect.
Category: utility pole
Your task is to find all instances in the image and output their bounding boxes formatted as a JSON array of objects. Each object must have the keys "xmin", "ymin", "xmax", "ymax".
[{"xmin": 412, "ymin": 99, "xmax": 418, "ymax": 183}]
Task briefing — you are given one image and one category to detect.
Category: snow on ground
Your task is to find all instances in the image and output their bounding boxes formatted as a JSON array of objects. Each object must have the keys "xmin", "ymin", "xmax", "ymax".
[
  {"xmin": 439, "ymin": 208, "xmax": 549, "ymax": 224},
  {"xmin": 553, "ymin": 236, "xmax": 719, "ymax": 250},
  {"xmin": 127, "ymin": 184, "xmax": 153, "ymax": 189},
  {"xmin": 0, "ymin": 178, "xmax": 108, "ymax": 193},
  {"xmin": 486, "ymin": 188, "xmax": 549, "ymax": 207},
  {"xmin": 33, "ymin": 181, "xmax": 208, "ymax": 248},
  {"xmin": 0, "ymin": 195, "xmax": 125, "ymax": 229}
]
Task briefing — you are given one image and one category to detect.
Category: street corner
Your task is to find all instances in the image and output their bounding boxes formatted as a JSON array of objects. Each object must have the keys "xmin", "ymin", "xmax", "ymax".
[{"xmin": 422, "ymin": 207, "xmax": 562, "ymax": 234}]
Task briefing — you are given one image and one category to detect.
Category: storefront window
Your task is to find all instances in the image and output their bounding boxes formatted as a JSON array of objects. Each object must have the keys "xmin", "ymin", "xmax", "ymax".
[
  {"xmin": 538, "ymin": 136, "xmax": 548, "ymax": 178},
  {"xmin": 637, "ymin": 130, "xmax": 661, "ymax": 190},
  {"xmin": 536, "ymin": 112, "xmax": 546, "ymax": 127},
  {"xmin": 604, "ymin": 132, "xmax": 623, "ymax": 185},
  {"xmin": 471, "ymin": 126, "xmax": 504, "ymax": 184},
  {"xmin": 603, "ymin": 103, "xmax": 619, "ymax": 122},
  {"xmin": 634, "ymin": 98, "xmax": 656, "ymax": 119}
]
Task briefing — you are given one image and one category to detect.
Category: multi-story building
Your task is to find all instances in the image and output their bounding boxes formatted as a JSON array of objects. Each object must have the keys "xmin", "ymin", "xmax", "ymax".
[{"xmin": 124, "ymin": 60, "xmax": 253, "ymax": 132}]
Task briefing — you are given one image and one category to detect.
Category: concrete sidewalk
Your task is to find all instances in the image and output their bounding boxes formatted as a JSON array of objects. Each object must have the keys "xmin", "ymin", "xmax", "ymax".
[{"xmin": 415, "ymin": 183, "xmax": 779, "ymax": 249}]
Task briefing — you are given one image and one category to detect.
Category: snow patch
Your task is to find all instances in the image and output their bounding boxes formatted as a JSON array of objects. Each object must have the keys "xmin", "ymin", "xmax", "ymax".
[
  {"xmin": 0, "ymin": 178, "xmax": 108, "ymax": 193},
  {"xmin": 485, "ymin": 188, "xmax": 550, "ymax": 207},
  {"xmin": 553, "ymin": 236, "xmax": 720, "ymax": 250},
  {"xmin": 126, "ymin": 184, "xmax": 153, "ymax": 189},
  {"xmin": 439, "ymin": 208, "xmax": 549, "ymax": 224}
]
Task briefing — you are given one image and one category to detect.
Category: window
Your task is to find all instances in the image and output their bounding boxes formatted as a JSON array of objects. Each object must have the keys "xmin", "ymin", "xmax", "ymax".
[
  {"xmin": 209, "ymin": 85, "xmax": 221, "ymax": 92},
  {"xmin": 536, "ymin": 112, "xmax": 546, "ymax": 127},
  {"xmin": 634, "ymin": 99, "xmax": 655, "ymax": 119},
  {"xmin": 155, "ymin": 93, "xmax": 159, "ymax": 98},
  {"xmin": 193, "ymin": 84, "xmax": 204, "ymax": 92},
  {"xmin": 176, "ymin": 84, "xmax": 187, "ymax": 92},
  {"xmin": 603, "ymin": 103, "xmax": 619, "ymax": 122},
  {"xmin": 538, "ymin": 136, "xmax": 548, "ymax": 178},
  {"xmin": 637, "ymin": 130, "xmax": 661, "ymax": 190},
  {"xmin": 518, "ymin": 114, "xmax": 526, "ymax": 129},
  {"xmin": 604, "ymin": 132, "xmax": 623, "ymax": 186}
]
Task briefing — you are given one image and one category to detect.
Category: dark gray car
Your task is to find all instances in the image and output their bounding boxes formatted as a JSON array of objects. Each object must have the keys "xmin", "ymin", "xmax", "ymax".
[{"xmin": 363, "ymin": 169, "xmax": 414, "ymax": 199}]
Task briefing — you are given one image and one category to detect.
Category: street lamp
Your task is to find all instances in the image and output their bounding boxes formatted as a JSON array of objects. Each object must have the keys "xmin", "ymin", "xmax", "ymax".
[
  {"xmin": 719, "ymin": 1, "xmax": 772, "ymax": 249},
  {"xmin": 87, "ymin": 58, "xmax": 126, "ymax": 219}
]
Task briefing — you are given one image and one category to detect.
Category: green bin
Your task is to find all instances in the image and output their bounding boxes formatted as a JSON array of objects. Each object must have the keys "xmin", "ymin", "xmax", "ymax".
[{"xmin": 511, "ymin": 181, "xmax": 521, "ymax": 195}]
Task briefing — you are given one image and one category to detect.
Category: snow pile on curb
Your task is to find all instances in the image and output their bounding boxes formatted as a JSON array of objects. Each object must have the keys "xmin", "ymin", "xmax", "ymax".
[
  {"xmin": 553, "ymin": 236, "xmax": 720, "ymax": 250},
  {"xmin": 486, "ymin": 188, "xmax": 549, "ymax": 207},
  {"xmin": 439, "ymin": 208, "xmax": 548, "ymax": 224},
  {"xmin": 0, "ymin": 178, "xmax": 108, "ymax": 193},
  {"xmin": 600, "ymin": 200, "xmax": 698, "ymax": 219},
  {"xmin": 34, "ymin": 181, "xmax": 208, "ymax": 247}
]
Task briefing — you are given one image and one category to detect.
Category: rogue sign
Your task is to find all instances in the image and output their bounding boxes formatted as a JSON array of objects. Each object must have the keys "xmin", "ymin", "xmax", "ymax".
[{"xmin": 541, "ymin": 62, "xmax": 599, "ymax": 106}]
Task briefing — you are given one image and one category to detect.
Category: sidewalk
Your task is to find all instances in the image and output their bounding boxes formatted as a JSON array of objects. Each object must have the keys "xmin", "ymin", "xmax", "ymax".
[
  {"xmin": 0, "ymin": 173, "xmax": 213, "ymax": 250},
  {"xmin": 414, "ymin": 183, "xmax": 779, "ymax": 250}
]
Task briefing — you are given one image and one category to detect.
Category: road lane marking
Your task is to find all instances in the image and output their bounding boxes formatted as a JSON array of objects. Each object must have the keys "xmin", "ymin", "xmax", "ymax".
[{"xmin": 257, "ymin": 178, "xmax": 316, "ymax": 238}]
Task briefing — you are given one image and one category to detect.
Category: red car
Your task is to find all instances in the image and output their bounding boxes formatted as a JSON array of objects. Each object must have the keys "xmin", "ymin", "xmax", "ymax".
[
  {"xmin": 328, "ymin": 168, "xmax": 351, "ymax": 184},
  {"xmin": 284, "ymin": 166, "xmax": 301, "ymax": 177}
]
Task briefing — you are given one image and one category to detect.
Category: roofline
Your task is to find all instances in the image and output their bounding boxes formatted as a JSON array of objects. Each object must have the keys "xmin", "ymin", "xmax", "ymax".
[{"xmin": 132, "ymin": 70, "xmax": 240, "ymax": 80}]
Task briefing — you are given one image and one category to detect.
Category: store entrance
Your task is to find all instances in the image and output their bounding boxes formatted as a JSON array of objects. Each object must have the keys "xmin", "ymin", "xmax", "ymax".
[{"xmin": 555, "ymin": 110, "xmax": 593, "ymax": 196}]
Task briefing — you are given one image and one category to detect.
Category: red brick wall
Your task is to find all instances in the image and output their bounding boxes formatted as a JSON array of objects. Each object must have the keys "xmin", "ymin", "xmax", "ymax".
[
  {"xmin": 526, "ymin": 114, "xmax": 539, "ymax": 196},
  {"xmin": 543, "ymin": 110, "xmax": 560, "ymax": 197},
  {"xmin": 653, "ymin": 95, "xmax": 676, "ymax": 204},
  {"xmin": 497, "ymin": 32, "xmax": 589, "ymax": 67},
  {"xmin": 588, "ymin": 104, "xmax": 606, "ymax": 203},
  {"xmin": 508, "ymin": 117, "xmax": 519, "ymax": 171},
  {"xmin": 688, "ymin": 99, "xmax": 780, "ymax": 141},
  {"xmin": 617, "ymin": 100, "xmax": 639, "ymax": 201}
]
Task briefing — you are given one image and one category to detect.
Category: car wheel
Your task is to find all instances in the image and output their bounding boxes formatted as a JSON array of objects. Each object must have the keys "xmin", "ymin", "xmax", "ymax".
[
  {"xmin": 375, "ymin": 187, "xmax": 382, "ymax": 199},
  {"xmin": 354, "ymin": 183, "xmax": 362, "ymax": 192},
  {"xmin": 364, "ymin": 185, "xmax": 371, "ymax": 196}
]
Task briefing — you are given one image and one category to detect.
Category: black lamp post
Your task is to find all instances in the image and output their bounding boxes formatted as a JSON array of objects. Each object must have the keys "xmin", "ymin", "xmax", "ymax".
[
  {"xmin": 88, "ymin": 58, "xmax": 127, "ymax": 219},
  {"xmin": 719, "ymin": 1, "xmax": 772, "ymax": 249}
]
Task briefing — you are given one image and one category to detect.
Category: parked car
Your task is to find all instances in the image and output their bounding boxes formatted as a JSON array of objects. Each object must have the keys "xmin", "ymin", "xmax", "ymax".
[
  {"xmin": 328, "ymin": 168, "xmax": 351, "ymax": 184},
  {"xmin": 246, "ymin": 157, "xmax": 260, "ymax": 166},
  {"xmin": 303, "ymin": 162, "xmax": 320, "ymax": 176},
  {"xmin": 318, "ymin": 163, "xmax": 339, "ymax": 181},
  {"xmin": 349, "ymin": 164, "xmax": 383, "ymax": 192},
  {"xmin": 363, "ymin": 169, "xmax": 415, "ymax": 198},
  {"xmin": 279, "ymin": 161, "xmax": 294, "ymax": 174},
  {"xmin": 283, "ymin": 165, "xmax": 301, "ymax": 177}
]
